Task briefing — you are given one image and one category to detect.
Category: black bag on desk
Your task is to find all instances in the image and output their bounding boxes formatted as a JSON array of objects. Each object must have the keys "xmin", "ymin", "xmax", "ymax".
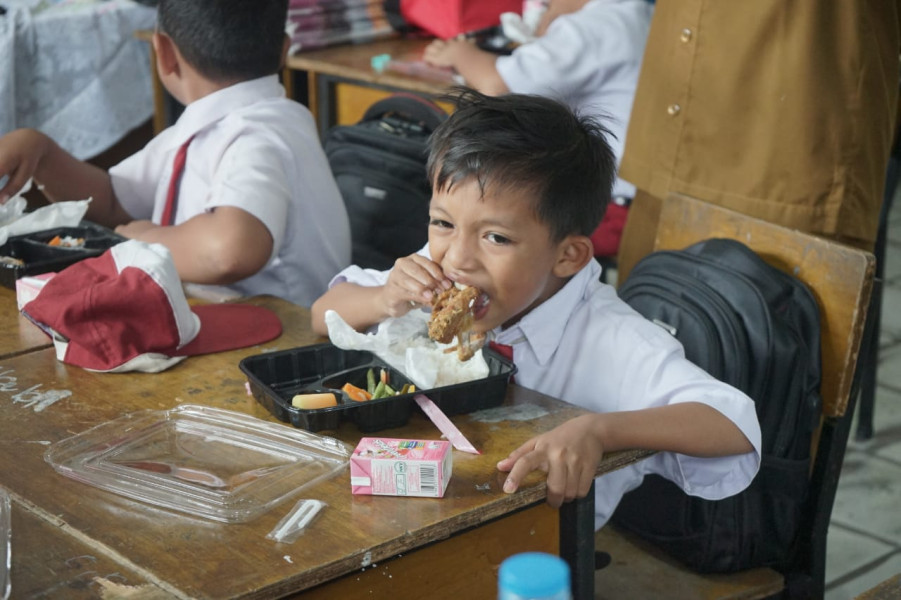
[
  {"xmin": 610, "ymin": 238, "xmax": 823, "ymax": 573},
  {"xmin": 323, "ymin": 93, "xmax": 448, "ymax": 271}
]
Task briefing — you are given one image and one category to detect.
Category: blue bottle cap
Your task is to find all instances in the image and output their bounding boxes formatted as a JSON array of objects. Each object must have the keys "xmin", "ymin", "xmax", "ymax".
[
  {"xmin": 498, "ymin": 552, "xmax": 570, "ymax": 598},
  {"xmin": 371, "ymin": 53, "xmax": 392, "ymax": 73}
]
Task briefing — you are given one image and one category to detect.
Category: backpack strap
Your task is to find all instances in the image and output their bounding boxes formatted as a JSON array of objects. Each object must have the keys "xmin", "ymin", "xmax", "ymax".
[{"xmin": 361, "ymin": 93, "xmax": 448, "ymax": 132}]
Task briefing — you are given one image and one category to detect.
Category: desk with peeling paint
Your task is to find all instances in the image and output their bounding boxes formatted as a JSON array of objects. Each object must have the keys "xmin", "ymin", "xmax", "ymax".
[
  {"xmin": 0, "ymin": 286, "xmax": 52, "ymax": 360},
  {"xmin": 1, "ymin": 295, "xmax": 649, "ymax": 599}
]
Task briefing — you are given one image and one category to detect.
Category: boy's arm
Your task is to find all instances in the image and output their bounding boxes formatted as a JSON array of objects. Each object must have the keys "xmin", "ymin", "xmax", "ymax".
[
  {"xmin": 497, "ymin": 403, "xmax": 754, "ymax": 508},
  {"xmin": 116, "ymin": 206, "xmax": 273, "ymax": 285},
  {"xmin": 423, "ymin": 40, "xmax": 509, "ymax": 95},
  {"xmin": 311, "ymin": 282, "xmax": 397, "ymax": 336},
  {"xmin": 310, "ymin": 253, "xmax": 453, "ymax": 336},
  {"xmin": 0, "ymin": 129, "xmax": 131, "ymax": 227}
]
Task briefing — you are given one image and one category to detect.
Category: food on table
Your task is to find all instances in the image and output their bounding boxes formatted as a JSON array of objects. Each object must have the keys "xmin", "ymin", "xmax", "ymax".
[
  {"xmin": 0, "ymin": 256, "xmax": 25, "ymax": 267},
  {"xmin": 342, "ymin": 382, "xmax": 372, "ymax": 402},
  {"xmin": 428, "ymin": 284, "xmax": 485, "ymax": 361},
  {"xmin": 291, "ymin": 392, "xmax": 338, "ymax": 409},
  {"xmin": 47, "ymin": 235, "xmax": 85, "ymax": 248}
]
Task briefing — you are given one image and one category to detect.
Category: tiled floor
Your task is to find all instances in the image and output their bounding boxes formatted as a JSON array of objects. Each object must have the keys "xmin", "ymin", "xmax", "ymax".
[{"xmin": 824, "ymin": 189, "xmax": 901, "ymax": 599}]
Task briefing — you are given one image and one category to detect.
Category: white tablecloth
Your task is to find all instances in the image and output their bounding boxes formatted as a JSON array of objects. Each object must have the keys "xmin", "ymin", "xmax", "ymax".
[{"xmin": 0, "ymin": 0, "xmax": 157, "ymax": 160}]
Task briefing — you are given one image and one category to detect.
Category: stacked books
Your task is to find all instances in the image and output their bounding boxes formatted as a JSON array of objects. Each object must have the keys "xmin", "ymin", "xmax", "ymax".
[{"xmin": 287, "ymin": 0, "xmax": 395, "ymax": 53}]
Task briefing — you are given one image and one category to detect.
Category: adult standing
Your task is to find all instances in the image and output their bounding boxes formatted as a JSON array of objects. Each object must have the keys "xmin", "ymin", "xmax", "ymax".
[{"xmin": 617, "ymin": 0, "xmax": 900, "ymax": 280}]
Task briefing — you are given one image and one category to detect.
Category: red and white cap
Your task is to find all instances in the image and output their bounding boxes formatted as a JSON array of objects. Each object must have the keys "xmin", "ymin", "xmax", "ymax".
[{"xmin": 23, "ymin": 240, "xmax": 282, "ymax": 373}]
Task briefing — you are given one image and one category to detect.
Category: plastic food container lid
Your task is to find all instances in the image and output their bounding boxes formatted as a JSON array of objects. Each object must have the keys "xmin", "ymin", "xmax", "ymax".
[{"xmin": 44, "ymin": 404, "xmax": 350, "ymax": 523}]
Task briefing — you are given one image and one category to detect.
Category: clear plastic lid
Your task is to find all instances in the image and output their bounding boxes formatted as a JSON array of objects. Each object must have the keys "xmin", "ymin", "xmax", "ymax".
[
  {"xmin": 0, "ymin": 487, "xmax": 10, "ymax": 600},
  {"xmin": 44, "ymin": 404, "xmax": 350, "ymax": 523}
]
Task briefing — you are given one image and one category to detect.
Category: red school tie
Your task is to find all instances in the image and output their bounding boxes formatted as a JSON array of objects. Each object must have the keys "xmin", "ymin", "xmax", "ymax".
[
  {"xmin": 160, "ymin": 135, "xmax": 195, "ymax": 226},
  {"xmin": 489, "ymin": 341, "xmax": 514, "ymax": 362}
]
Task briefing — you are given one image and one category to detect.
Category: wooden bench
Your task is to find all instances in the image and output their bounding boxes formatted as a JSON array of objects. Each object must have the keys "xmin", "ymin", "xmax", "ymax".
[{"xmin": 595, "ymin": 194, "xmax": 876, "ymax": 600}]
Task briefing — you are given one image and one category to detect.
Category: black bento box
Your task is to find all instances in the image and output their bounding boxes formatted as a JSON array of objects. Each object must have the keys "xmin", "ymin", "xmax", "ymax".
[
  {"xmin": 239, "ymin": 342, "xmax": 517, "ymax": 433},
  {"xmin": 0, "ymin": 223, "xmax": 126, "ymax": 288}
]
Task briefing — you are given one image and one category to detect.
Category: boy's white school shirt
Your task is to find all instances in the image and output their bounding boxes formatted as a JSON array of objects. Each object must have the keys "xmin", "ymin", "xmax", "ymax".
[
  {"xmin": 495, "ymin": 0, "xmax": 653, "ymax": 200},
  {"xmin": 332, "ymin": 253, "xmax": 762, "ymax": 529},
  {"xmin": 109, "ymin": 75, "xmax": 351, "ymax": 308}
]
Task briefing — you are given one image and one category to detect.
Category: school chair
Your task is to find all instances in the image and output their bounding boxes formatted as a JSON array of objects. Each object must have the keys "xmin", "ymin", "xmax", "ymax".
[
  {"xmin": 855, "ymin": 130, "xmax": 901, "ymax": 440},
  {"xmin": 594, "ymin": 193, "xmax": 876, "ymax": 600}
]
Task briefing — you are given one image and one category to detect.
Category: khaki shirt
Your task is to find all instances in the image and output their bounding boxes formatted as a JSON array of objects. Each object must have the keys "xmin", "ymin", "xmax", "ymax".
[{"xmin": 620, "ymin": 0, "xmax": 901, "ymax": 247}]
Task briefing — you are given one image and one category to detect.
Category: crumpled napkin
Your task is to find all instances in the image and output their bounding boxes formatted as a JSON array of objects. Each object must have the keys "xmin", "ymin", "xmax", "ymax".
[
  {"xmin": 0, "ymin": 179, "xmax": 91, "ymax": 246},
  {"xmin": 324, "ymin": 309, "xmax": 489, "ymax": 390}
]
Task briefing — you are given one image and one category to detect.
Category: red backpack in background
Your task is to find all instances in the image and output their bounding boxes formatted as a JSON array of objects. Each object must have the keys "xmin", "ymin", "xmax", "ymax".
[{"xmin": 385, "ymin": 0, "xmax": 523, "ymax": 39}]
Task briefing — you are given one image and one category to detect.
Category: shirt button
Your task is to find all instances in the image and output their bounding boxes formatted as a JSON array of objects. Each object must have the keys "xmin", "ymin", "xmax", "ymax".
[
  {"xmin": 667, "ymin": 104, "xmax": 681, "ymax": 116},
  {"xmin": 680, "ymin": 28, "xmax": 693, "ymax": 42}
]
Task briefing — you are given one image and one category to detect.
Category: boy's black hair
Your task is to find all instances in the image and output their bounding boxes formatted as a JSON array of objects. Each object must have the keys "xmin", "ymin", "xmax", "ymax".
[
  {"xmin": 158, "ymin": 0, "xmax": 288, "ymax": 83},
  {"xmin": 427, "ymin": 87, "xmax": 616, "ymax": 242}
]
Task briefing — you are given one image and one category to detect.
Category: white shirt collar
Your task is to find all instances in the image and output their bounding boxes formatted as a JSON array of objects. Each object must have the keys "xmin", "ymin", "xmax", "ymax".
[
  {"xmin": 493, "ymin": 259, "xmax": 603, "ymax": 364},
  {"xmin": 165, "ymin": 75, "xmax": 285, "ymax": 149}
]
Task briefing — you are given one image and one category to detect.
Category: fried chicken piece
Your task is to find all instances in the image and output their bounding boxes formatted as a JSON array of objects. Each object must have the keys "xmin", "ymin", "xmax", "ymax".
[
  {"xmin": 428, "ymin": 285, "xmax": 486, "ymax": 360},
  {"xmin": 428, "ymin": 285, "xmax": 480, "ymax": 344}
]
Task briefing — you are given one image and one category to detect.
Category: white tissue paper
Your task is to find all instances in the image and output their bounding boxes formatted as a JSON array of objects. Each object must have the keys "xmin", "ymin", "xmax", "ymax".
[
  {"xmin": 324, "ymin": 309, "xmax": 490, "ymax": 390},
  {"xmin": 501, "ymin": 0, "xmax": 546, "ymax": 44},
  {"xmin": 0, "ymin": 179, "xmax": 91, "ymax": 246}
]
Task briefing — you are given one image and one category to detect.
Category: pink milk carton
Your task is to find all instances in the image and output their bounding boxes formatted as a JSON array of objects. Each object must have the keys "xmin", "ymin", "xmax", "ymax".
[{"xmin": 350, "ymin": 438, "xmax": 452, "ymax": 498}]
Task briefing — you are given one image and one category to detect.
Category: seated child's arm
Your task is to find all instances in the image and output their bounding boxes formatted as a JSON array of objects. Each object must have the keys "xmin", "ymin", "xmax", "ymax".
[
  {"xmin": 423, "ymin": 39, "xmax": 509, "ymax": 96},
  {"xmin": 311, "ymin": 252, "xmax": 453, "ymax": 336},
  {"xmin": 0, "ymin": 129, "xmax": 131, "ymax": 226},
  {"xmin": 115, "ymin": 206, "xmax": 273, "ymax": 285},
  {"xmin": 497, "ymin": 402, "xmax": 754, "ymax": 508}
]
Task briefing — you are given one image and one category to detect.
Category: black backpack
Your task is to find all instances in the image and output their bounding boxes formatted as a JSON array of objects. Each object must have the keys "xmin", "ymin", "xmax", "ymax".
[
  {"xmin": 610, "ymin": 238, "xmax": 823, "ymax": 573},
  {"xmin": 323, "ymin": 94, "xmax": 448, "ymax": 271}
]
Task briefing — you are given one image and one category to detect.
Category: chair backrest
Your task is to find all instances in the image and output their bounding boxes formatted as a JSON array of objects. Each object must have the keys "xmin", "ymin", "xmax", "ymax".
[
  {"xmin": 651, "ymin": 193, "xmax": 875, "ymax": 595},
  {"xmin": 653, "ymin": 194, "xmax": 875, "ymax": 420}
]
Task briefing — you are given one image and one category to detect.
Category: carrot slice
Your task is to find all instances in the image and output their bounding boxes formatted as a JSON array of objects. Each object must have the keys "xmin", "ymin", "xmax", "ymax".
[
  {"xmin": 342, "ymin": 382, "xmax": 372, "ymax": 402},
  {"xmin": 48, "ymin": 235, "xmax": 62, "ymax": 246}
]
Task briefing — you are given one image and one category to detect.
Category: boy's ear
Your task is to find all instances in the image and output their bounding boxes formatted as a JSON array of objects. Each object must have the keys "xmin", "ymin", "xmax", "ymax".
[
  {"xmin": 552, "ymin": 235, "xmax": 594, "ymax": 278},
  {"xmin": 152, "ymin": 31, "xmax": 180, "ymax": 77}
]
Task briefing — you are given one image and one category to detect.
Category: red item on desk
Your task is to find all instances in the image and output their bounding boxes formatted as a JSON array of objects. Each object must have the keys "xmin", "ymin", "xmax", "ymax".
[
  {"xmin": 22, "ymin": 240, "xmax": 282, "ymax": 373},
  {"xmin": 398, "ymin": 0, "xmax": 522, "ymax": 39}
]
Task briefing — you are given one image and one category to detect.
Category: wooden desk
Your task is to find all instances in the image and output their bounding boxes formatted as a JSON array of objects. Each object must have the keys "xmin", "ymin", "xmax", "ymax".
[
  {"xmin": 854, "ymin": 574, "xmax": 901, "ymax": 600},
  {"xmin": 286, "ymin": 38, "xmax": 452, "ymax": 136},
  {"xmin": 3, "ymin": 297, "xmax": 649, "ymax": 599},
  {"xmin": 7, "ymin": 501, "xmax": 157, "ymax": 599},
  {"xmin": 0, "ymin": 286, "xmax": 52, "ymax": 360}
]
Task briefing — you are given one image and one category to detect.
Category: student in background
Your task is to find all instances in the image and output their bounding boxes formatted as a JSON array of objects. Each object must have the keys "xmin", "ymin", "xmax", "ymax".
[
  {"xmin": 0, "ymin": 0, "xmax": 351, "ymax": 307},
  {"xmin": 311, "ymin": 89, "xmax": 760, "ymax": 522},
  {"xmin": 422, "ymin": 0, "xmax": 654, "ymax": 264},
  {"xmin": 616, "ymin": 1, "xmax": 899, "ymax": 281}
]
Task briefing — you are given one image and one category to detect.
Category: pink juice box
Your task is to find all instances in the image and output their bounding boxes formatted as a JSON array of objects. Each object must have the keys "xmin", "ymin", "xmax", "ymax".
[{"xmin": 350, "ymin": 438, "xmax": 452, "ymax": 498}]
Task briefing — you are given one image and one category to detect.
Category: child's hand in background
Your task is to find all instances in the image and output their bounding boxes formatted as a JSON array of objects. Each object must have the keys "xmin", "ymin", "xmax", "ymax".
[
  {"xmin": 423, "ymin": 38, "xmax": 477, "ymax": 70},
  {"xmin": 379, "ymin": 253, "xmax": 453, "ymax": 318},
  {"xmin": 0, "ymin": 129, "xmax": 50, "ymax": 203},
  {"xmin": 497, "ymin": 413, "xmax": 605, "ymax": 508}
]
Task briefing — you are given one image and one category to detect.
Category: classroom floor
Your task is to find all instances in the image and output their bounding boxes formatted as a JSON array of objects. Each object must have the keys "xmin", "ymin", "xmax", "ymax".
[{"xmin": 824, "ymin": 186, "xmax": 901, "ymax": 599}]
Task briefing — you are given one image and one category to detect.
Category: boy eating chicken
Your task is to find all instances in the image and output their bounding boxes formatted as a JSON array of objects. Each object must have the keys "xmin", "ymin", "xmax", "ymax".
[{"xmin": 311, "ymin": 88, "xmax": 760, "ymax": 528}]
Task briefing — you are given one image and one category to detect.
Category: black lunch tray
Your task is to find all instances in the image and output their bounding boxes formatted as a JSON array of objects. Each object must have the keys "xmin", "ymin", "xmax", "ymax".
[
  {"xmin": 0, "ymin": 222, "xmax": 126, "ymax": 288},
  {"xmin": 239, "ymin": 342, "xmax": 517, "ymax": 433}
]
